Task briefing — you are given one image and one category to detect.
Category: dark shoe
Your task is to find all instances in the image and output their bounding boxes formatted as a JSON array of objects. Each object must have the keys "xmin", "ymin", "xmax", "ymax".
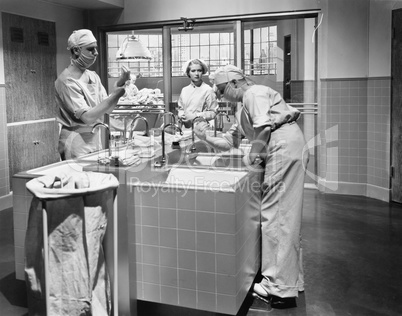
[{"xmin": 270, "ymin": 295, "xmax": 297, "ymax": 309}]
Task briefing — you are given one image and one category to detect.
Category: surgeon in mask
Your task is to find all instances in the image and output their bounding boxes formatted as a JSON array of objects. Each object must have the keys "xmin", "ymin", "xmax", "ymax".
[
  {"xmin": 55, "ymin": 29, "xmax": 130, "ymax": 160},
  {"xmin": 194, "ymin": 65, "xmax": 309, "ymax": 309}
]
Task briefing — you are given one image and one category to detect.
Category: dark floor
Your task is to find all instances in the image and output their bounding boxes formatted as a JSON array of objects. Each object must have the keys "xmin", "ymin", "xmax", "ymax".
[{"xmin": 1, "ymin": 189, "xmax": 402, "ymax": 316}]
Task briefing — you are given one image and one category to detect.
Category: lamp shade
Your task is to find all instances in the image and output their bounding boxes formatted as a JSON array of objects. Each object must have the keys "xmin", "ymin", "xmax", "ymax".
[{"xmin": 116, "ymin": 34, "xmax": 152, "ymax": 60}]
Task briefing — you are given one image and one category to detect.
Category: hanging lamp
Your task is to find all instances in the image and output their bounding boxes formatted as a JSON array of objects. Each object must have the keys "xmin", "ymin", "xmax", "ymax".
[{"xmin": 116, "ymin": 32, "xmax": 152, "ymax": 60}]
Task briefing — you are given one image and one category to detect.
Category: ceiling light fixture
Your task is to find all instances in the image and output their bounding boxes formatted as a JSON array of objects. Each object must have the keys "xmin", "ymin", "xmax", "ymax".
[{"xmin": 116, "ymin": 31, "xmax": 152, "ymax": 60}]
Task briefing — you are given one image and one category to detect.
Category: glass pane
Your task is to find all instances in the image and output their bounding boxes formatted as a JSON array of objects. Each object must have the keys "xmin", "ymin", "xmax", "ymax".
[
  {"xmin": 108, "ymin": 34, "xmax": 118, "ymax": 47},
  {"xmin": 200, "ymin": 46, "xmax": 209, "ymax": 60},
  {"xmin": 269, "ymin": 26, "xmax": 277, "ymax": 41},
  {"xmin": 220, "ymin": 45, "xmax": 229, "ymax": 60},
  {"xmin": 148, "ymin": 35, "xmax": 159, "ymax": 47},
  {"xmin": 244, "ymin": 43, "xmax": 250, "ymax": 61},
  {"xmin": 253, "ymin": 43, "xmax": 261, "ymax": 59},
  {"xmin": 219, "ymin": 33, "xmax": 229, "ymax": 44},
  {"xmin": 172, "ymin": 34, "xmax": 180, "ymax": 46},
  {"xmin": 244, "ymin": 30, "xmax": 250, "ymax": 44},
  {"xmin": 261, "ymin": 27, "xmax": 268, "ymax": 41},
  {"xmin": 190, "ymin": 46, "xmax": 199, "ymax": 59},
  {"xmin": 200, "ymin": 33, "xmax": 209, "ymax": 44},
  {"xmin": 190, "ymin": 33, "xmax": 199, "ymax": 45},
  {"xmin": 137, "ymin": 35, "xmax": 148, "ymax": 46},
  {"xmin": 253, "ymin": 28, "xmax": 260, "ymax": 41},
  {"xmin": 180, "ymin": 33, "xmax": 190, "ymax": 44},
  {"xmin": 109, "ymin": 47, "xmax": 118, "ymax": 61},
  {"xmin": 210, "ymin": 33, "xmax": 219, "ymax": 45},
  {"xmin": 181, "ymin": 46, "xmax": 190, "ymax": 61}
]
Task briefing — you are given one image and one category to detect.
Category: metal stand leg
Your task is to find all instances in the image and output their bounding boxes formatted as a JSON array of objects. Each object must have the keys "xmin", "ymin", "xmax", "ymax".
[
  {"xmin": 113, "ymin": 193, "xmax": 118, "ymax": 316},
  {"xmin": 42, "ymin": 201, "xmax": 50, "ymax": 315}
]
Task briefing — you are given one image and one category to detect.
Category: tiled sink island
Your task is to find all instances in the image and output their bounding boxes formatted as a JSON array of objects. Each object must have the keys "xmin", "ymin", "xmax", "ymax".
[
  {"xmin": 128, "ymin": 165, "xmax": 262, "ymax": 315},
  {"xmin": 13, "ymin": 137, "xmax": 262, "ymax": 316}
]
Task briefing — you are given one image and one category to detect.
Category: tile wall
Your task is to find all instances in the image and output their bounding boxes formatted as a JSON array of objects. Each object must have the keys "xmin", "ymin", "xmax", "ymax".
[
  {"xmin": 320, "ymin": 78, "xmax": 390, "ymax": 198},
  {"xmin": 367, "ymin": 78, "xmax": 390, "ymax": 189}
]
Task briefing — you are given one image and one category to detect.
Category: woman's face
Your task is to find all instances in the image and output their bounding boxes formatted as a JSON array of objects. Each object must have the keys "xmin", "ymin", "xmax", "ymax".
[{"xmin": 188, "ymin": 64, "xmax": 203, "ymax": 83}]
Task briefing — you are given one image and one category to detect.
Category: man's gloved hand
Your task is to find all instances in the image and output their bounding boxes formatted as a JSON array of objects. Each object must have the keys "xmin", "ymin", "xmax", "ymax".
[{"xmin": 116, "ymin": 65, "xmax": 131, "ymax": 87}]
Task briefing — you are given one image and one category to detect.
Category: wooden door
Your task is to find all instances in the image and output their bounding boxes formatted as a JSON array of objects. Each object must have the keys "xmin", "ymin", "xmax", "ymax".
[
  {"xmin": 2, "ymin": 13, "xmax": 59, "ymax": 179},
  {"xmin": 2, "ymin": 13, "xmax": 58, "ymax": 121},
  {"xmin": 391, "ymin": 9, "xmax": 402, "ymax": 203}
]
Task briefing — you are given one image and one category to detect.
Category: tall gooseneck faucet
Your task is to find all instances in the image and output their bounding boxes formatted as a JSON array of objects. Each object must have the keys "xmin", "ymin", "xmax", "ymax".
[
  {"xmin": 155, "ymin": 123, "xmax": 183, "ymax": 166},
  {"xmin": 190, "ymin": 116, "xmax": 209, "ymax": 153},
  {"xmin": 91, "ymin": 122, "xmax": 111, "ymax": 157},
  {"xmin": 160, "ymin": 111, "xmax": 176, "ymax": 128},
  {"xmin": 129, "ymin": 114, "xmax": 149, "ymax": 140}
]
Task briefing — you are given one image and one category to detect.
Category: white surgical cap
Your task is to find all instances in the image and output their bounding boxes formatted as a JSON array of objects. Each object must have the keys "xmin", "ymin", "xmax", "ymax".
[
  {"xmin": 182, "ymin": 59, "xmax": 208, "ymax": 76},
  {"xmin": 67, "ymin": 29, "xmax": 97, "ymax": 50},
  {"xmin": 209, "ymin": 65, "xmax": 245, "ymax": 85}
]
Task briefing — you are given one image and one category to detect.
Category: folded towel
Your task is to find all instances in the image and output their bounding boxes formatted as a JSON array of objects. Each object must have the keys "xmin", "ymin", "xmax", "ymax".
[{"xmin": 118, "ymin": 155, "xmax": 141, "ymax": 166}]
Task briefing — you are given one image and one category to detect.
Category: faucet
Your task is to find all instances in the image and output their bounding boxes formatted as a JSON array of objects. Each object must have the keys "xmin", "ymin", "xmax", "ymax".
[
  {"xmin": 159, "ymin": 111, "xmax": 176, "ymax": 128},
  {"xmin": 190, "ymin": 116, "xmax": 209, "ymax": 153},
  {"xmin": 129, "ymin": 114, "xmax": 149, "ymax": 140},
  {"xmin": 155, "ymin": 123, "xmax": 183, "ymax": 166},
  {"xmin": 91, "ymin": 122, "xmax": 112, "ymax": 157},
  {"xmin": 214, "ymin": 112, "xmax": 230, "ymax": 136}
]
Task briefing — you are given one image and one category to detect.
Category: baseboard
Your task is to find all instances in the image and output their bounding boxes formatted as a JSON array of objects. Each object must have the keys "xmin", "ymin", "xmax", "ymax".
[
  {"xmin": 317, "ymin": 179, "xmax": 390, "ymax": 202},
  {"xmin": 0, "ymin": 193, "xmax": 12, "ymax": 211},
  {"xmin": 366, "ymin": 183, "xmax": 390, "ymax": 202}
]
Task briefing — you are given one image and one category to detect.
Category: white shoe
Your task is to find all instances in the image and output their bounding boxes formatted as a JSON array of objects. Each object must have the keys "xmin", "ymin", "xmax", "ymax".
[{"xmin": 253, "ymin": 283, "xmax": 269, "ymax": 298}]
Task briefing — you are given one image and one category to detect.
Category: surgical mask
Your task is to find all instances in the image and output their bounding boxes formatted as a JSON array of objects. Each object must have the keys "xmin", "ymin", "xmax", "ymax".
[
  {"xmin": 72, "ymin": 48, "xmax": 97, "ymax": 69},
  {"xmin": 223, "ymin": 81, "xmax": 243, "ymax": 102}
]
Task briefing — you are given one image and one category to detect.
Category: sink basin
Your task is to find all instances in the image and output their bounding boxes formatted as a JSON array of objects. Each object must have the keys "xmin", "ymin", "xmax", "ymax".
[
  {"xmin": 165, "ymin": 168, "xmax": 248, "ymax": 188},
  {"xmin": 138, "ymin": 167, "xmax": 248, "ymax": 189},
  {"xmin": 26, "ymin": 160, "xmax": 93, "ymax": 175},
  {"xmin": 185, "ymin": 153, "xmax": 246, "ymax": 169},
  {"xmin": 167, "ymin": 151, "xmax": 247, "ymax": 170}
]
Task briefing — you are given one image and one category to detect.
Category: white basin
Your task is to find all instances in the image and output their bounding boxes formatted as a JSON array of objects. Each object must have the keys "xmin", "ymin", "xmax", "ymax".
[
  {"xmin": 165, "ymin": 168, "xmax": 248, "ymax": 188},
  {"xmin": 26, "ymin": 160, "xmax": 92, "ymax": 175}
]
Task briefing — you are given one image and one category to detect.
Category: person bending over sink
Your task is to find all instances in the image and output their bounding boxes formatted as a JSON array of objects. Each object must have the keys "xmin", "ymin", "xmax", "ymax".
[
  {"xmin": 177, "ymin": 59, "xmax": 218, "ymax": 129},
  {"xmin": 194, "ymin": 65, "xmax": 309, "ymax": 309},
  {"xmin": 55, "ymin": 29, "xmax": 130, "ymax": 160}
]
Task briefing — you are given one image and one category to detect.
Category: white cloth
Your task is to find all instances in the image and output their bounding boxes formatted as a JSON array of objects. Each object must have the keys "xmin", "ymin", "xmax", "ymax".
[{"xmin": 25, "ymin": 172, "xmax": 119, "ymax": 315}]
